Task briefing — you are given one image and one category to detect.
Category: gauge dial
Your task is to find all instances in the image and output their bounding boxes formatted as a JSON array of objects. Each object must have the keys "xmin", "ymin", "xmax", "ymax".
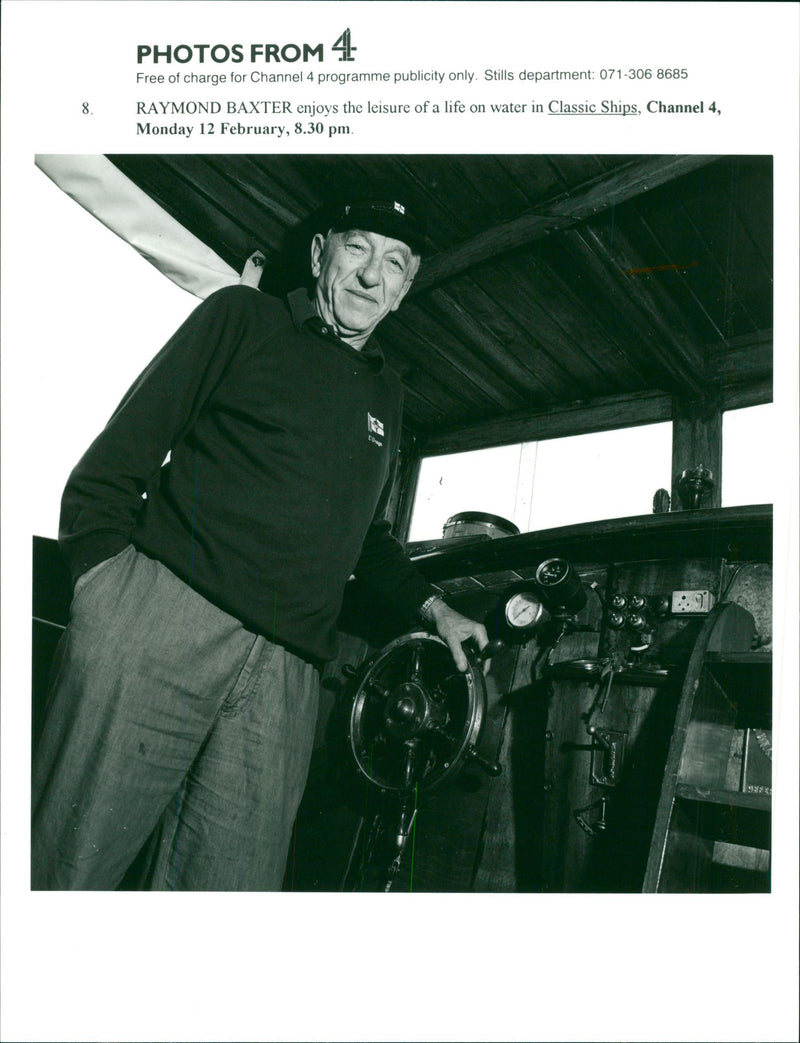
[
  {"xmin": 534, "ymin": 557, "xmax": 587, "ymax": 614},
  {"xmin": 536, "ymin": 558, "xmax": 569, "ymax": 586},
  {"xmin": 504, "ymin": 591, "xmax": 544, "ymax": 630}
]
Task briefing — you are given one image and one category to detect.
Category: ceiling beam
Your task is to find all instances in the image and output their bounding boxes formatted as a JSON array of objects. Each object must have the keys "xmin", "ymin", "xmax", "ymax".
[
  {"xmin": 422, "ymin": 389, "xmax": 674, "ymax": 456},
  {"xmin": 721, "ymin": 382, "xmax": 773, "ymax": 412},
  {"xmin": 419, "ymin": 355, "xmax": 774, "ymax": 458},
  {"xmin": 411, "ymin": 155, "xmax": 720, "ymax": 293},
  {"xmin": 706, "ymin": 329, "xmax": 773, "ymax": 389}
]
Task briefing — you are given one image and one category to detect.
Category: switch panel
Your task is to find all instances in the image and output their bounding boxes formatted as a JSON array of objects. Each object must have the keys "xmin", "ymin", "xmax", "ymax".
[{"xmin": 671, "ymin": 589, "xmax": 715, "ymax": 614}]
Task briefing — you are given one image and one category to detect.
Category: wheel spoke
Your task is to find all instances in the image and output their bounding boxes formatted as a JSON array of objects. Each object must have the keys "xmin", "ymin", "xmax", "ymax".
[
  {"xmin": 366, "ymin": 676, "xmax": 390, "ymax": 700},
  {"xmin": 409, "ymin": 643, "xmax": 422, "ymax": 681}
]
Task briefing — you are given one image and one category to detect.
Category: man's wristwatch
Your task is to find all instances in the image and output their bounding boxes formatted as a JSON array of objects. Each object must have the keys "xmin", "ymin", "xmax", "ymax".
[{"xmin": 418, "ymin": 593, "xmax": 444, "ymax": 623}]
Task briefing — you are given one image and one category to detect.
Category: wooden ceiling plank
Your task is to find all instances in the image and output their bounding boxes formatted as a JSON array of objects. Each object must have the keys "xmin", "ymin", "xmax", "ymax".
[
  {"xmin": 451, "ymin": 247, "xmax": 658, "ymax": 403},
  {"xmin": 456, "ymin": 272, "xmax": 587, "ymax": 399},
  {"xmin": 491, "ymin": 253, "xmax": 654, "ymax": 392},
  {"xmin": 107, "ymin": 156, "xmax": 271, "ymax": 266},
  {"xmin": 520, "ymin": 242, "xmax": 661, "ymax": 387},
  {"xmin": 351, "ymin": 155, "xmax": 476, "ymax": 244},
  {"xmin": 380, "ymin": 328, "xmax": 486, "ymax": 420},
  {"xmin": 412, "ymin": 155, "xmax": 720, "ymax": 293},
  {"xmin": 680, "ymin": 216, "xmax": 763, "ymax": 338},
  {"xmin": 666, "ymin": 200, "xmax": 749, "ymax": 342},
  {"xmin": 628, "ymin": 189, "xmax": 769, "ymax": 349},
  {"xmin": 394, "ymin": 372, "xmax": 467, "ymax": 433},
  {"xmin": 436, "ymin": 275, "xmax": 572, "ymax": 401},
  {"xmin": 388, "ymin": 158, "xmax": 473, "ymax": 243},
  {"xmin": 726, "ymin": 170, "xmax": 773, "ymax": 277},
  {"xmin": 667, "ymin": 164, "xmax": 771, "ymax": 337},
  {"xmin": 491, "ymin": 267, "xmax": 612, "ymax": 395},
  {"xmin": 713, "ymin": 159, "xmax": 772, "ymax": 331},
  {"xmin": 386, "ymin": 309, "xmax": 527, "ymax": 413},
  {"xmin": 270, "ymin": 155, "xmax": 374, "ymax": 210},
  {"xmin": 436, "ymin": 156, "xmax": 533, "ymax": 219},
  {"xmin": 208, "ymin": 157, "xmax": 306, "ymax": 225},
  {"xmin": 485, "ymin": 156, "xmax": 545, "ymax": 211},
  {"xmin": 716, "ymin": 223, "xmax": 771, "ymax": 337},
  {"xmin": 563, "ymin": 226, "xmax": 705, "ymax": 395},
  {"xmin": 143, "ymin": 157, "xmax": 288, "ymax": 237},
  {"xmin": 622, "ymin": 205, "xmax": 729, "ymax": 344},
  {"xmin": 421, "ymin": 287, "xmax": 550, "ymax": 399},
  {"xmin": 244, "ymin": 156, "xmax": 327, "ymax": 212},
  {"xmin": 466, "ymin": 256, "xmax": 641, "ymax": 398},
  {"xmin": 391, "ymin": 364, "xmax": 479, "ymax": 420},
  {"xmin": 381, "ymin": 333, "xmax": 495, "ymax": 416},
  {"xmin": 491, "ymin": 155, "xmax": 567, "ymax": 207},
  {"xmin": 396, "ymin": 383, "xmax": 446, "ymax": 434},
  {"xmin": 588, "ymin": 218, "xmax": 711, "ymax": 374}
]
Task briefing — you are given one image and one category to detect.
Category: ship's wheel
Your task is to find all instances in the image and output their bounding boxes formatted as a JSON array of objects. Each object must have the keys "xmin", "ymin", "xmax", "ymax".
[{"xmin": 348, "ymin": 631, "xmax": 496, "ymax": 795}]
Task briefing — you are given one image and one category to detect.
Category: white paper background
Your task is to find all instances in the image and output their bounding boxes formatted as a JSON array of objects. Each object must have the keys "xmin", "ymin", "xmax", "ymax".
[{"xmin": 2, "ymin": 3, "xmax": 798, "ymax": 1041}]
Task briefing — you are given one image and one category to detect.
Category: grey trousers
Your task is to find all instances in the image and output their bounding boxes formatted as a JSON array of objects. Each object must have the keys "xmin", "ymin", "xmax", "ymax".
[{"xmin": 31, "ymin": 545, "xmax": 320, "ymax": 891}]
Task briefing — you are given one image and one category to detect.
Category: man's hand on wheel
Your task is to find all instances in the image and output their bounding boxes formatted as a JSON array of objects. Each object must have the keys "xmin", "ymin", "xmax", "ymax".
[{"xmin": 427, "ymin": 599, "xmax": 490, "ymax": 673}]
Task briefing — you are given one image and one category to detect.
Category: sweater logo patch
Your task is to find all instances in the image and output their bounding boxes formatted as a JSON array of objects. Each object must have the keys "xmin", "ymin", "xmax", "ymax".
[{"xmin": 367, "ymin": 412, "xmax": 385, "ymax": 446}]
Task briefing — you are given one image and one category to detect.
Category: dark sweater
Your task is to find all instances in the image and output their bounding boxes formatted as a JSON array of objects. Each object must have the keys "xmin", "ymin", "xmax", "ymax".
[{"xmin": 59, "ymin": 285, "xmax": 435, "ymax": 662}]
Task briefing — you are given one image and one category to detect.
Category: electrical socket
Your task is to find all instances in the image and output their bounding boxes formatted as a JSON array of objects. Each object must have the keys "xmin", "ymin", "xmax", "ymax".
[{"xmin": 671, "ymin": 590, "xmax": 715, "ymax": 614}]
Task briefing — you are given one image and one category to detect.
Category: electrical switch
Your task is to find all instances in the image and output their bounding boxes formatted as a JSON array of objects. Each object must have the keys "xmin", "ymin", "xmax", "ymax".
[{"xmin": 671, "ymin": 590, "xmax": 715, "ymax": 615}]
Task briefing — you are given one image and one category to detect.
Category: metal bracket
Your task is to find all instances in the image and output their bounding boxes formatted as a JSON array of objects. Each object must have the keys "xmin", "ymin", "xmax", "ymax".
[
  {"xmin": 574, "ymin": 797, "xmax": 608, "ymax": 838},
  {"xmin": 589, "ymin": 728, "xmax": 627, "ymax": 786}
]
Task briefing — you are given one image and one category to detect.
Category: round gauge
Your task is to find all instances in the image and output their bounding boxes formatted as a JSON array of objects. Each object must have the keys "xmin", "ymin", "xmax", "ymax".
[
  {"xmin": 504, "ymin": 591, "xmax": 545, "ymax": 630},
  {"xmin": 536, "ymin": 558, "xmax": 569, "ymax": 586},
  {"xmin": 534, "ymin": 557, "xmax": 587, "ymax": 615}
]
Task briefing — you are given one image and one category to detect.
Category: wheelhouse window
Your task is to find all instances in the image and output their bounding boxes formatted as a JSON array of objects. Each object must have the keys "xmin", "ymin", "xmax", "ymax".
[
  {"xmin": 722, "ymin": 403, "xmax": 776, "ymax": 507},
  {"xmin": 409, "ymin": 421, "xmax": 673, "ymax": 541}
]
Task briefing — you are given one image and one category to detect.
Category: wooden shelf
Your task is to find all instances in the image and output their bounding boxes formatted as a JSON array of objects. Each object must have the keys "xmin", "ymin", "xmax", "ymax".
[{"xmin": 675, "ymin": 783, "xmax": 771, "ymax": 812}]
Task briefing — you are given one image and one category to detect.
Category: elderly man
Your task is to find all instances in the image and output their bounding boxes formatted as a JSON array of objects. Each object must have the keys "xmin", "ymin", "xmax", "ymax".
[{"xmin": 31, "ymin": 195, "xmax": 487, "ymax": 890}]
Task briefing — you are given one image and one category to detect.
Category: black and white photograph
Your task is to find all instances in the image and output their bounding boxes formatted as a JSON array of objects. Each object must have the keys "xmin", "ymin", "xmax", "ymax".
[
  {"xmin": 2, "ymin": 4, "xmax": 798, "ymax": 1043},
  {"xmin": 30, "ymin": 152, "xmax": 776, "ymax": 897}
]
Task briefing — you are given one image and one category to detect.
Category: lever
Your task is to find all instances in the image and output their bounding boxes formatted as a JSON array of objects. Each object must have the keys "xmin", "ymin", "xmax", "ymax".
[
  {"xmin": 586, "ymin": 723, "xmax": 612, "ymax": 749},
  {"xmin": 582, "ymin": 659, "xmax": 616, "ymax": 734},
  {"xmin": 465, "ymin": 744, "xmax": 502, "ymax": 777},
  {"xmin": 468, "ymin": 638, "xmax": 505, "ymax": 663}
]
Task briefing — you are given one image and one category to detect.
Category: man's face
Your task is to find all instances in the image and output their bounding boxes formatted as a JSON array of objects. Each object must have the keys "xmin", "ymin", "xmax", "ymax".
[{"xmin": 310, "ymin": 229, "xmax": 419, "ymax": 348}]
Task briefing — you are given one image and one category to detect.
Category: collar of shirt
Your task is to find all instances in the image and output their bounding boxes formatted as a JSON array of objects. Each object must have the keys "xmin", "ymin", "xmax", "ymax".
[{"xmin": 286, "ymin": 287, "xmax": 385, "ymax": 372}]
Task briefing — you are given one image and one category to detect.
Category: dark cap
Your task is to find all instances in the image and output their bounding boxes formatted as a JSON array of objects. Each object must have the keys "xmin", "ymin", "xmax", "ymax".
[{"xmin": 328, "ymin": 197, "xmax": 428, "ymax": 255}]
